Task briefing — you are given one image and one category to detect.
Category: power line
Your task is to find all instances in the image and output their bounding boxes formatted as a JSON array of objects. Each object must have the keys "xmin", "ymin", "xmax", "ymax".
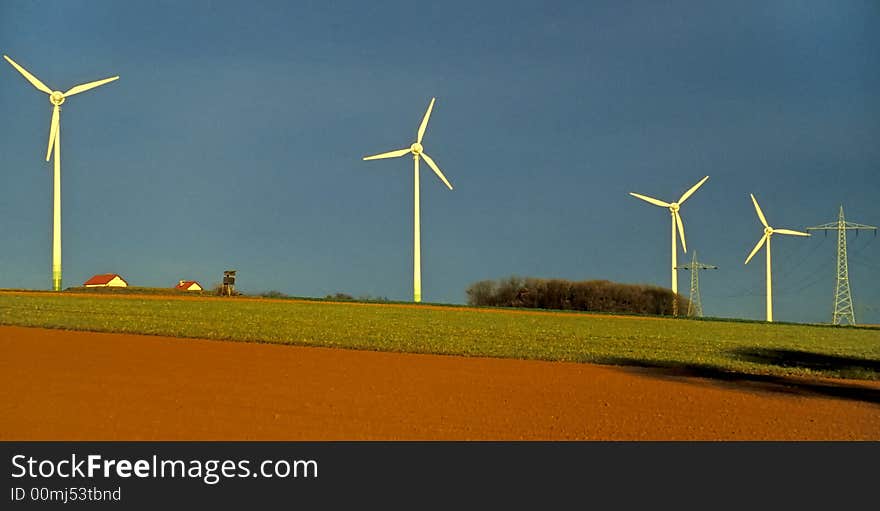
[{"xmin": 771, "ymin": 233, "xmax": 828, "ymax": 286}]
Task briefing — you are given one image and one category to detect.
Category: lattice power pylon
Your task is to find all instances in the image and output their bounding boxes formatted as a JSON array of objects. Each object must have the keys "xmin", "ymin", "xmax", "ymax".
[
  {"xmin": 675, "ymin": 250, "xmax": 717, "ymax": 317},
  {"xmin": 806, "ymin": 206, "xmax": 877, "ymax": 325}
]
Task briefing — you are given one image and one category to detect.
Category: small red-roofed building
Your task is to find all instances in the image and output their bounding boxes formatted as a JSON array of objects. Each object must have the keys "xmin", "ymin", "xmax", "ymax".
[
  {"xmin": 83, "ymin": 273, "xmax": 128, "ymax": 288},
  {"xmin": 175, "ymin": 280, "xmax": 203, "ymax": 292}
]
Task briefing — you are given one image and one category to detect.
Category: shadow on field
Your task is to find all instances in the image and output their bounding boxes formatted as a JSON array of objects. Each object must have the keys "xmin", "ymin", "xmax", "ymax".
[
  {"xmin": 730, "ymin": 348, "xmax": 880, "ymax": 380},
  {"xmin": 596, "ymin": 357, "xmax": 880, "ymax": 405}
]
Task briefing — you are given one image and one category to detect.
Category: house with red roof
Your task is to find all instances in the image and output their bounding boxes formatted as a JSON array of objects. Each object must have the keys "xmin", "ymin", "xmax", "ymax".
[
  {"xmin": 83, "ymin": 274, "xmax": 128, "ymax": 288},
  {"xmin": 175, "ymin": 280, "xmax": 203, "ymax": 292}
]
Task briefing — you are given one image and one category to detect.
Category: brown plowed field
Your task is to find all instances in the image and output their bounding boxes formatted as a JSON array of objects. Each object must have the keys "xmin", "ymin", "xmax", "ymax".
[{"xmin": 1, "ymin": 326, "xmax": 877, "ymax": 440}]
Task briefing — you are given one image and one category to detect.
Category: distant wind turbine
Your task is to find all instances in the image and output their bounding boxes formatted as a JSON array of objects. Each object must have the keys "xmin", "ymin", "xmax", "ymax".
[
  {"xmin": 744, "ymin": 194, "xmax": 810, "ymax": 322},
  {"xmin": 629, "ymin": 176, "xmax": 709, "ymax": 315},
  {"xmin": 363, "ymin": 97, "xmax": 453, "ymax": 303},
  {"xmin": 4, "ymin": 54, "xmax": 119, "ymax": 291}
]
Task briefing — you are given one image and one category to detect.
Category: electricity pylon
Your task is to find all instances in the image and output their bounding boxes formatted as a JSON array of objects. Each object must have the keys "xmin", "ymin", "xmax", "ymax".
[
  {"xmin": 806, "ymin": 206, "xmax": 877, "ymax": 325},
  {"xmin": 675, "ymin": 250, "xmax": 716, "ymax": 317}
]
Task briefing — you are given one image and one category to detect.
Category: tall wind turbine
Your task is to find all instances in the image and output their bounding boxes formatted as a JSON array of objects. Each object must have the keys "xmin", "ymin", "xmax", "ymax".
[
  {"xmin": 744, "ymin": 194, "xmax": 810, "ymax": 322},
  {"xmin": 4, "ymin": 55, "xmax": 119, "ymax": 291},
  {"xmin": 362, "ymin": 97, "xmax": 453, "ymax": 303},
  {"xmin": 629, "ymin": 175, "xmax": 709, "ymax": 315}
]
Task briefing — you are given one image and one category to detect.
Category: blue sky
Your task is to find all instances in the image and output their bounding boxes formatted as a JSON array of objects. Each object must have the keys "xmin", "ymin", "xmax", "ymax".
[{"xmin": 1, "ymin": 0, "xmax": 878, "ymax": 323}]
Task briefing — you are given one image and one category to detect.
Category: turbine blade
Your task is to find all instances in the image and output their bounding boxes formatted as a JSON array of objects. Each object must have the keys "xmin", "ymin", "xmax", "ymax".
[
  {"xmin": 363, "ymin": 148, "xmax": 411, "ymax": 160},
  {"xmin": 3, "ymin": 55, "xmax": 52, "ymax": 95},
  {"xmin": 750, "ymin": 193, "xmax": 768, "ymax": 228},
  {"xmin": 774, "ymin": 228, "xmax": 811, "ymax": 237},
  {"xmin": 64, "ymin": 76, "xmax": 119, "ymax": 97},
  {"xmin": 745, "ymin": 234, "xmax": 767, "ymax": 265},
  {"xmin": 628, "ymin": 192, "xmax": 670, "ymax": 208},
  {"xmin": 678, "ymin": 175, "xmax": 709, "ymax": 204},
  {"xmin": 675, "ymin": 211, "xmax": 687, "ymax": 253},
  {"xmin": 45, "ymin": 105, "xmax": 59, "ymax": 162},
  {"xmin": 416, "ymin": 97, "xmax": 435, "ymax": 144},
  {"xmin": 421, "ymin": 152, "xmax": 453, "ymax": 190}
]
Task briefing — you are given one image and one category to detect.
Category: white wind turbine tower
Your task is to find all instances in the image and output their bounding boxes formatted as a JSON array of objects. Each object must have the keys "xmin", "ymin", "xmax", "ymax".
[
  {"xmin": 629, "ymin": 176, "xmax": 709, "ymax": 315},
  {"xmin": 362, "ymin": 97, "xmax": 453, "ymax": 303},
  {"xmin": 4, "ymin": 54, "xmax": 119, "ymax": 291},
  {"xmin": 744, "ymin": 194, "xmax": 810, "ymax": 322}
]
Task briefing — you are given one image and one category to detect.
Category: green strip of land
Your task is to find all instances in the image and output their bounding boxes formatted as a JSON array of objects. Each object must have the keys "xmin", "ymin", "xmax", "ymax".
[{"xmin": 1, "ymin": 291, "xmax": 878, "ymax": 380}]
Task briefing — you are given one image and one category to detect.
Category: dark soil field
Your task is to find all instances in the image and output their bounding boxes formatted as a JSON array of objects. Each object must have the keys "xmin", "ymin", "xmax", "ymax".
[{"xmin": 2, "ymin": 326, "xmax": 877, "ymax": 440}]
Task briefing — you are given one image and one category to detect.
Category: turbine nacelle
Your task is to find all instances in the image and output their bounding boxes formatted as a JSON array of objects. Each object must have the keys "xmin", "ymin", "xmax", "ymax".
[
  {"xmin": 4, "ymin": 55, "xmax": 118, "ymax": 162},
  {"xmin": 629, "ymin": 175, "xmax": 709, "ymax": 256},
  {"xmin": 744, "ymin": 194, "xmax": 810, "ymax": 266},
  {"xmin": 362, "ymin": 97, "xmax": 453, "ymax": 191}
]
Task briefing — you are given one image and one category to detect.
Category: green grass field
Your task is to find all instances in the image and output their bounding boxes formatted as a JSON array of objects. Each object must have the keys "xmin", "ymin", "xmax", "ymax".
[{"xmin": 1, "ymin": 291, "xmax": 878, "ymax": 380}]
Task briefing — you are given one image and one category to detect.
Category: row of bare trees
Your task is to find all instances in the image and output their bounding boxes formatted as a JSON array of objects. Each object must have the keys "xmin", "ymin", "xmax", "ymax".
[{"xmin": 466, "ymin": 276, "xmax": 689, "ymax": 315}]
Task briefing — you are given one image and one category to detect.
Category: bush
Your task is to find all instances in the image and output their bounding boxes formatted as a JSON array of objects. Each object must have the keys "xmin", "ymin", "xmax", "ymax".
[
  {"xmin": 357, "ymin": 295, "xmax": 390, "ymax": 302},
  {"xmin": 466, "ymin": 276, "xmax": 689, "ymax": 316},
  {"xmin": 325, "ymin": 293, "xmax": 354, "ymax": 301}
]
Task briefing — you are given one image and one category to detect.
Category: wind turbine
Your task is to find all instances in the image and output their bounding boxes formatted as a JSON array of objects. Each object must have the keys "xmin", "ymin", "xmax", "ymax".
[
  {"xmin": 629, "ymin": 175, "xmax": 709, "ymax": 315},
  {"xmin": 4, "ymin": 54, "xmax": 119, "ymax": 291},
  {"xmin": 362, "ymin": 97, "xmax": 453, "ymax": 303},
  {"xmin": 744, "ymin": 194, "xmax": 810, "ymax": 322}
]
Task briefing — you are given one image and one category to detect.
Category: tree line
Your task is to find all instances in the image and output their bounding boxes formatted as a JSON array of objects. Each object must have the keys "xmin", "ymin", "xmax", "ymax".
[{"xmin": 466, "ymin": 276, "xmax": 689, "ymax": 316}]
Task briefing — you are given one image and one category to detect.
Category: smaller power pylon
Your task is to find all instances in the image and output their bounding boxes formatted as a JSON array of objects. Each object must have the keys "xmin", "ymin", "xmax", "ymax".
[
  {"xmin": 675, "ymin": 250, "xmax": 717, "ymax": 317},
  {"xmin": 806, "ymin": 206, "xmax": 877, "ymax": 325}
]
